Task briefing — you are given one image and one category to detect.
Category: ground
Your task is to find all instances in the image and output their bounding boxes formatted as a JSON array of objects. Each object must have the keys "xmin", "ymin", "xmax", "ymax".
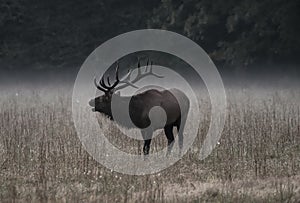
[{"xmin": 0, "ymin": 86, "xmax": 299, "ymax": 202}]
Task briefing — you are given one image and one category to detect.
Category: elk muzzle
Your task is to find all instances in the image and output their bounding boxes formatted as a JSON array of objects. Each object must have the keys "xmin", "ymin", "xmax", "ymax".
[{"xmin": 89, "ymin": 99, "xmax": 96, "ymax": 112}]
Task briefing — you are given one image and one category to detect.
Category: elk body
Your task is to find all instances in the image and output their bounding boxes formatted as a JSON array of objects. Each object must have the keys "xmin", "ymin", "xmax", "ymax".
[{"xmin": 89, "ymin": 60, "xmax": 189, "ymax": 156}]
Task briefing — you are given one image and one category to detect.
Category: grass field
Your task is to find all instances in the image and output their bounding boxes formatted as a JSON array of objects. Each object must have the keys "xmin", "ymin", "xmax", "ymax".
[{"xmin": 0, "ymin": 86, "xmax": 299, "ymax": 202}]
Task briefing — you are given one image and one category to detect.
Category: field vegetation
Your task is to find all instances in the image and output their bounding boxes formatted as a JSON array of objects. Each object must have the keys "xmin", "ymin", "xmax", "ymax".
[{"xmin": 0, "ymin": 86, "xmax": 299, "ymax": 202}]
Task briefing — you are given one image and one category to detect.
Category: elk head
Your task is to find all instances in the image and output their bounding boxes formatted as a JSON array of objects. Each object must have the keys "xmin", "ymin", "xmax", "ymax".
[{"xmin": 89, "ymin": 59, "xmax": 163, "ymax": 119}]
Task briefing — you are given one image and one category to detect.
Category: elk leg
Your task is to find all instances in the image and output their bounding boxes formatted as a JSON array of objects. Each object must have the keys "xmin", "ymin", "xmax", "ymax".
[
  {"xmin": 143, "ymin": 139, "xmax": 152, "ymax": 155},
  {"xmin": 164, "ymin": 125, "xmax": 174, "ymax": 156},
  {"xmin": 176, "ymin": 115, "xmax": 186, "ymax": 155},
  {"xmin": 141, "ymin": 130, "xmax": 152, "ymax": 156}
]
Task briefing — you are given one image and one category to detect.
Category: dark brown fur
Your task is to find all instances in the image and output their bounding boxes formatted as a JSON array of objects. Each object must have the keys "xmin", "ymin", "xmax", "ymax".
[{"xmin": 89, "ymin": 88, "xmax": 189, "ymax": 155}]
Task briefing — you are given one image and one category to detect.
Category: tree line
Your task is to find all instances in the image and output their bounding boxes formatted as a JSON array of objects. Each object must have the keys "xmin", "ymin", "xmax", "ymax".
[{"xmin": 1, "ymin": 0, "xmax": 299, "ymax": 70}]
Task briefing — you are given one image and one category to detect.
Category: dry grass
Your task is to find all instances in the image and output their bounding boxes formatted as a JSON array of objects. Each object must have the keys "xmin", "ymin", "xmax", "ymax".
[{"xmin": 0, "ymin": 86, "xmax": 299, "ymax": 202}]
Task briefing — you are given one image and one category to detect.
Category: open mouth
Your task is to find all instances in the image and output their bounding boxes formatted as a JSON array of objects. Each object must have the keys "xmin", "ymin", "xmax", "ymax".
[{"xmin": 89, "ymin": 100, "xmax": 96, "ymax": 111}]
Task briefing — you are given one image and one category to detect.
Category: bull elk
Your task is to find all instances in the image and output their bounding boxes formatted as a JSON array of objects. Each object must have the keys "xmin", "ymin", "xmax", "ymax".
[{"xmin": 89, "ymin": 59, "xmax": 190, "ymax": 156}]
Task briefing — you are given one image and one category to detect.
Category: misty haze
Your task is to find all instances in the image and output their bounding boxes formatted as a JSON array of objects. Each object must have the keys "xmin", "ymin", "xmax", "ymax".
[{"xmin": 0, "ymin": 0, "xmax": 299, "ymax": 202}]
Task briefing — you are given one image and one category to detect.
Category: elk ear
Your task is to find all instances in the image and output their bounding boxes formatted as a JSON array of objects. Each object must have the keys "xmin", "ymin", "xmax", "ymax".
[{"xmin": 115, "ymin": 91, "xmax": 121, "ymax": 96}]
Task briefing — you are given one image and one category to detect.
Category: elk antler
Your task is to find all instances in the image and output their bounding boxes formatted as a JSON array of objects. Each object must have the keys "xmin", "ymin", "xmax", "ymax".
[
  {"xmin": 94, "ymin": 58, "xmax": 164, "ymax": 93},
  {"xmin": 114, "ymin": 58, "xmax": 164, "ymax": 91},
  {"xmin": 94, "ymin": 61, "xmax": 120, "ymax": 93}
]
